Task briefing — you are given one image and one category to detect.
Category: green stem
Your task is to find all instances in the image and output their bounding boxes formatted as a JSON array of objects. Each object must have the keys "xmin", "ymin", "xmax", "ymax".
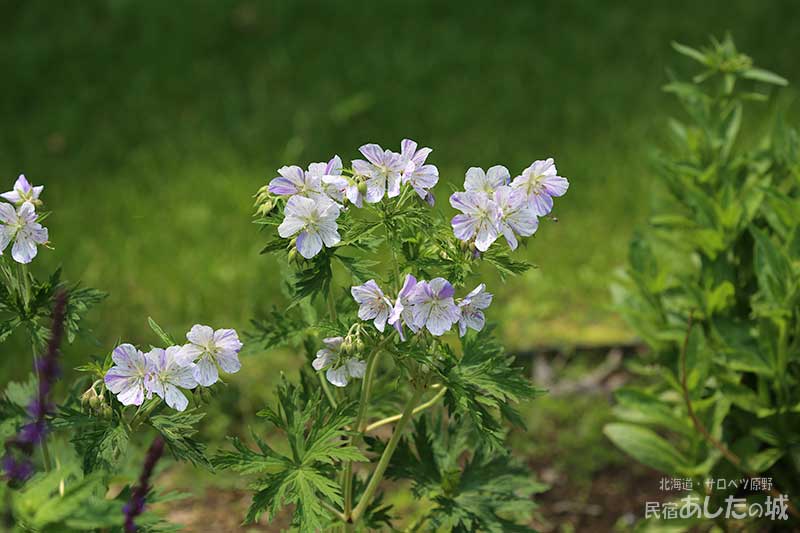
[
  {"xmin": 351, "ymin": 388, "xmax": 423, "ymax": 523},
  {"xmin": 130, "ymin": 398, "xmax": 162, "ymax": 429},
  {"xmin": 319, "ymin": 372, "xmax": 338, "ymax": 408},
  {"xmin": 343, "ymin": 348, "xmax": 381, "ymax": 520},
  {"xmin": 365, "ymin": 386, "xmax": 446, "ymax": 432}
]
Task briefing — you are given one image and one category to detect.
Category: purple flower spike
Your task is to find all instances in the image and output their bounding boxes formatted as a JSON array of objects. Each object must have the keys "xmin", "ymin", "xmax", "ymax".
[
  {"xmin": 3, "ymin": 291, "xmax": 67, "ymax": 485},
  {"xmin": 510, "ymin": 158, "xmax": 569, "ymax": 216},
  {"xmin": 351, "ymin": 280, "xmax": 393, "ymax": 332},
  {"xmin": 408, "ymin": 278, "xmax": 461, "ymax": 336},
  {"xmin": 1, "ymin": 174, "xmax": 43, "ymax": 205},
  {"xmin": 124, "ymin": 435, "xmax": 166, "ymax": 533}
]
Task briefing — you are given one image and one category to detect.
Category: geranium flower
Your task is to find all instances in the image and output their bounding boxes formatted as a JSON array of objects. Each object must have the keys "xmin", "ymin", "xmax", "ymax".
[
  {"xmin": 322, "ymin": 174, "xmax": 364, "ymax": 207},
  {"xmin": 510, "ymin": 158, "xmax": 569, "ymax": 216},
  {"xmin": 308, "ymin": 156, "xmax": 346, "ymax": 202},
  {"xmin": 311, "ymin": 336, "xmax": 366, "ymax": 387},
  {"xmin": 278, "ymin": 195, "xmax": 341, "ymax": 259},
  {"xmin": 177, "ymin": 325, "xmax": 243, "ymax": 387},
  {"xmin": 388, "ymin": 274, "xmax": 419, "ymax": 340},
  {"xmin": 464, "ymin": 165, "xmax": 509, "ymax": 194},
  {"xmin": 449, "ymin": 191, "xmax": 500, "ymax": 252},
  {"xmin": 352, "ymin": 143, "xmax": 404, "ymax": 203},
  {"xmin": 408, "ymin": 277, "xmax": 461, "ymax": 336},
  {"xmin": 493, "ymin": 185, "xmax": 539, "ymax": 250},
  {"xmin": 1, "ymin": 175, "xmax": 43, "ymax": 206},
  {"xmin": 399, "ymin": 139, "xmax": 439, "ymax": 200},
  {"xmin": 105, "ymin": 344, "xmax": 151, "ymax": 406},
  {"xmin": 0, "ymin": 202, "xmax": 49, "ymax": 264},
  {"xmin": 457, "ymin": 284, "xmax": 493, "ymax": 336},
  {"xmin": 268, "ymin": 165, "xmax": 324, "ymax": 198},
  {"xmin": 145, "ymin": 346, "xmax": 197, "ymax": 412},
  {"xmin": 351, "ymin": 280, "xmax": 393, "ymax": 332}
]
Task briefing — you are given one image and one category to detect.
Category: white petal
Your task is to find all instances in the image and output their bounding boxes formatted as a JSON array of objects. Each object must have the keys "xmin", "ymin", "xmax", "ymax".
[
  {"xmin": 326, "ymin": 367, "xmax": 349, "ymax": 387},
  {"xmin": 216, "ymin": 351, "xmax": 241, "ymax": 374},
  {"xmin": 296, "ymin": 230, "xmax": 323, "ymax": 259},
  {"xmin": 164, "ymin": 384, "xmax": 189, "ymax": 411},
  {"xmin": 187, "ymin": 324, "xmax": 214, "ymax": 346},
  {"xmin": 346, "ymin": 359, "xmax": 367, "ymax": 378},
  {"xmin": 193, "ymin": 355, "xmax": 219, "ymax": 386}
]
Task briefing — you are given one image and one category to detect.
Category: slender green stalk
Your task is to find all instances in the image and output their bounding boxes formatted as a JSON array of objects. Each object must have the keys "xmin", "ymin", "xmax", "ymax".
[
  {"xmin": 351, "ymin": 388, "xmax": 423, "ymax": 523},
  {"xmin": 365, "ymin": 386, "xmax": 446, "ymax": 432},
  {"xmin": 342, "ymin": 348, "xmax": 381, "ymax": 520},
  {"xmin": 319, "ymin": 372, "xmax": 338, "ymax": 408}
]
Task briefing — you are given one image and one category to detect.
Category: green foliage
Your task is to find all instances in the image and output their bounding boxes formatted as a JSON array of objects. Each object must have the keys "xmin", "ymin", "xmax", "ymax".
[
  {"xmin": 383, "ymin": 416, "xmax": 545, "ymax": 532},
  {"xmin": 440, "ymin": 327, "xmax": 544, "ymax": 449},
  {"xmin": 609, "ymin": 35, "xmax": 800, "ymax": 527},
  {"xmin": 214, "ymin": 375, "xmax": 366, "ymax": 530}
]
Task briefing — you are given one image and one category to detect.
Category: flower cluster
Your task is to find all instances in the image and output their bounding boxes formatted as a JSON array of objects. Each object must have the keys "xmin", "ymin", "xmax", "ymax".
[
  {"xmin": 352, "ymin": 275, "xmax": 492, "ymax": 339},
  {"xmin": 3, "ymin": 291, "xmax": 67, "ymax": 484},
  {"xmin": 450, "ymin": 159, "xmax": 568, "ymax": 252},
  {"xmin": 0, "ymin": 175, "xmax": 49, "ymax": 264},
  {"xmin": 104, "ymin": 325, "xmax": 242, "ymax": 412},
  {"xmin": 311, "ymin": 275, "xmax": 491, "ymax": 387},
  {"xmin": 269, "ymin": 139, "xmax": 439, "ymax": 259}
]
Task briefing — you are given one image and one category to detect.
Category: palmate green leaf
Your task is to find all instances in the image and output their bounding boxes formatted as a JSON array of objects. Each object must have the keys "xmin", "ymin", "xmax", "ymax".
[
  {"xmin": 439, "ymin": 327, "xmax": 542, "ymax": 449},
  {"xmin": 52, "ymin": 406, "xmax": 130, "ymax": 473},
  {"xmin": 149, "ymin": 408, "xmax": 210, "ymax": 467},
  {"xmin": 215, "ymin": 376, "xmax": 365, "ymax": 529},
  {"xmin": 385, "ymin": 416, "xmax": 541, "ymax": 533},
  {"xmin": 247, "ymin": 306, "xmax": 310, "ymax": 350}
]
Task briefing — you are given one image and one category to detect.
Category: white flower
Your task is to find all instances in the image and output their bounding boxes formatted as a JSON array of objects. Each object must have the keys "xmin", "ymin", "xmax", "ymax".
[
  {"xmin": 449, "ymin": 191, "xmax": 500, "ymax": 252},
  {"xmin": 311, "ymin": 336, "xmax": 367, "ymax": 388},
  {"xmin": 510, "ymin": 158, "xmax": 569, "ymax": 216},
  {"xmin": 1, "ymin": 175, "xmax": 43, "ymax": 205},
  {"xmin": 177, "ymin": 325, "xmax": 243, "ymax": 387},
  {"xmin": 145, "ymin": 346, "xmax": 198, "ymax": 412},
  {"xmin": 493, "ymin": 186, "xmax": 539, "ymax": 250},
  {"xmin": 408, "ymin": 278, "xmax": 461, "ymax": 336},
  {"xmin": 352, "ymin": 143, "xmax": 404, "ymax": 203},
  {"xmin": 464, "ymin": 166, "xmax": 509, "ymax": 194},
  {"xmin": 457, "ymin": 284, "xmax": 493, "ymax": 336},
  {"xmin": 0, "ymin": 202, "xmax": 48, "ymax": 264},
  {"xmin": 104, "ymin": 344, "xmax": 150, "ymax": 406},
  {"xmin": 351, "ymin": 280, "xmax": 393, "ymax": 332},
  {"xmin": 399, "ymin": 139, "xmax": 439, "ymax": 199},
  {"xmin": 278, "ymin": 195, "xmax": 341, "ymax": 259}
]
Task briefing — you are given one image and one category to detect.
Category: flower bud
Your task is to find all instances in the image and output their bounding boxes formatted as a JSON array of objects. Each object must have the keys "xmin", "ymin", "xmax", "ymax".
[
  {"xmin": 357, "ymin": 180, "xmax": 368, "ymax": 196},
  {"xmin": 89, "ymin": 395, "xmax": 101, "ymax": 409}
]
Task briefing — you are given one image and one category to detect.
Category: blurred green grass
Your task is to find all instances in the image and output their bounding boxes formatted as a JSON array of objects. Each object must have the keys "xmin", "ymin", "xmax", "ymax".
[{"xmin": 2, "ymin": 0, "xmax": 800, "ymax": 377}]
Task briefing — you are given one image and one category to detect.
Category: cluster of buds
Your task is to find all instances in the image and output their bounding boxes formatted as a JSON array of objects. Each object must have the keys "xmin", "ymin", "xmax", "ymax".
[{"xmin": 80, "ymin": 381, "xmax": 112, "ymax": 418}]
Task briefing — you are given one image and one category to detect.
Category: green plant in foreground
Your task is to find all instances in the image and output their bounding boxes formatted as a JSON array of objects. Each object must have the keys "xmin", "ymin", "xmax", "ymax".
[
  {"xmin": 218, "ymin": 141, "xmax": 563, "ymax": 530},
  {"xmin": 607, "ymin": 35, "xmax": 800, "ymax": 529}
]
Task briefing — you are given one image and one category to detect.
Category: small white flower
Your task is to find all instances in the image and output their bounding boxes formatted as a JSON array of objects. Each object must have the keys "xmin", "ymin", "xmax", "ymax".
[
  {"xmin": 510, "ymin": 158, "xmax": 569, "ymax": 216},
  {"xmin": 145, "ymin": 346, "xmax": 198, "ymax": 412},
  {"xmin": 278, "ymin": 195, "xmax": 341, "ymax": 259},
  {"xmin": 1, "ymin": 175, "xmax": 43, "ymax": 206},
  {"xmin": 104, "ymin": 344, "xmax": 150, "ymax": 406},
  {"xmin": 351, "ymin": 280, "xmax": 393, "ymax": 332},
  {"xmin": 0, "ymin": 202, "xmax": 48, "ymax": 264},
  {"xmin": 311, "ymin": 336, "xmax": 366, "ymax": 388},
  {"xmin": 178, "ymin": 325, "xmax": 243, "ymax": 387},
  {"xmin": 464, "ymin": 166, "xmax": 509, "ymax": 194},
  {"xmin": 457, "ymin": 284, "xmax": 493, "ymax": 336}
]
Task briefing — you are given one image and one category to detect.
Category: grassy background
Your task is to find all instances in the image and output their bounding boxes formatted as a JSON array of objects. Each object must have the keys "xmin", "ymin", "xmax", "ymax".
[{"xmin": 1, "ymin": 0, "xmax": 799, "ymax": 369}]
